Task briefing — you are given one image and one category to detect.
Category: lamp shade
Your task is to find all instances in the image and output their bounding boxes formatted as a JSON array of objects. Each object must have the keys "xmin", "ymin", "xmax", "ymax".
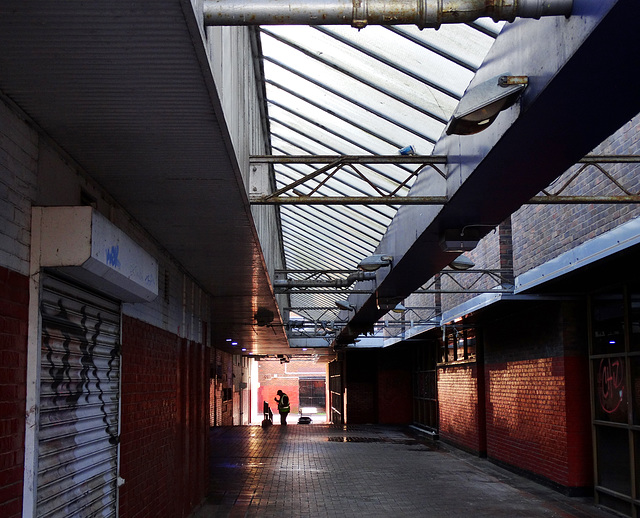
[
  {"xmin": 358, "ymin": 254, "xmax": 393, "ymax": 271},
  {"xmin": 446, "ymin": 75, "xmax": 528, "ymax": 135}
]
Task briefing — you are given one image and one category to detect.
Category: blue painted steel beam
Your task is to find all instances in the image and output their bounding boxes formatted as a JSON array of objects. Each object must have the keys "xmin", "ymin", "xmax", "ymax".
[{"xmin": 337, "ymin": 0, "xmax": 640, "ymax": 345}]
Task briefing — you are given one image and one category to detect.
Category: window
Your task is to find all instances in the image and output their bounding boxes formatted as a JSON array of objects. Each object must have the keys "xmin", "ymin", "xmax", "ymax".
[
  {"xmin": 299, "ymin": 378, "xmax": 326, "ymax": 410},
  {"xmin": 439, "ymin": 326, "xmax": 477, "ymax": 364}
]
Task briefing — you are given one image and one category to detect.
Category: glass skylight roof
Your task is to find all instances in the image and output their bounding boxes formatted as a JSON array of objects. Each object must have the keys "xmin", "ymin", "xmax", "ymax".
[{"xmin": 259, "ymin": 20, "xmax": 502, "ymax": 320}]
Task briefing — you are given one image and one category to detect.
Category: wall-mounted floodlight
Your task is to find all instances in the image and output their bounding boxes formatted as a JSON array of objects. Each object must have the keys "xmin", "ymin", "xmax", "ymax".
[
  {"xmin": 358, "ymin": 254, "xmax": 393, "ymax": 271},
  {"xmin": 449, "ymin": 255, "xmax": 475, "ymax": 270},
  {"xmin": 335, "ymin": 300, "xmax": 355, "ymax": 311},
  {"xmin": 446, "ymin": 75, "xmax": 528, "ymax": 136}
]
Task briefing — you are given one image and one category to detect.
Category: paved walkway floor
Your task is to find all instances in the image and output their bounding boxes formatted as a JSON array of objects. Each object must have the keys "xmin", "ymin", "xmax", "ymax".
[{"xmin": 192, "ymin": 423, "xmax": 615, "ymax": 518}]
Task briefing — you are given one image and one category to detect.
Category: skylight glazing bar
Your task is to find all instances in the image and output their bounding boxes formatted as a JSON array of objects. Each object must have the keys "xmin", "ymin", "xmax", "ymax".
[
  {"xmin": 265, "ymin": 71, "xmax": 438, "ymax": 142},
  {"xmin": 281, "ymin": 227, "xmax": 366, "ymax": 268},
  {"xmin": 275, "ymin": 172, "xmax": 393, "ymax": 235},
  {"xmin": 466, "ymin": 21, "xmax": 502, "ymax": 37},
  {"xmin": 263, "ymin": 57, "xmax": 444, "ymax": 133},
  {"xmin": 260, "ymin": 28, "xmax": 448, "ymax": 125},
  {"xmin": 280, "ymin": 218, "xmax": 367, "ymax": 262},
  {"xmin": 270, "ymin": 109, "xmax": 384, "ymax": 158},
  {"xmin": 280, "ymin": 212, "xmax": 373, "ymax": 258},
  {"xmin": 384, "ymin": 26, "xmax": 480, "ymax": 72},
  {"xmin": 313, "ymin": 26, "xmax": 461, "ymax": 100},
  {"xmin": 285, "ymin": 197, "xmax": 390, "ymax": 240},
  {"xmin": 267, "ymin": 79, "xmax": 415, "ymax": 150}
]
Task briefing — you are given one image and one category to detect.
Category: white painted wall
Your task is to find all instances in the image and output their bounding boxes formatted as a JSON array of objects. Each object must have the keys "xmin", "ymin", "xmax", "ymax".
[{"xmin": 0, "ymin": 94, "xmax": 212, "ymax": 344}]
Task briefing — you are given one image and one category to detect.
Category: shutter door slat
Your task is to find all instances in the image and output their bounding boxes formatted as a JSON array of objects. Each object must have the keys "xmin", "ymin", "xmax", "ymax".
[{"xmin": 37, "ymin": 274, "xmax": 121, "ymax": 518}]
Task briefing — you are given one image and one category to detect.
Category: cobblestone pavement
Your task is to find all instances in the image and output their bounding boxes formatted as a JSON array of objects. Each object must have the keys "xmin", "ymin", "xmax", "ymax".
[{"xmin": 191, "ymin": 424, "xmax": 615, "ymax": 518}]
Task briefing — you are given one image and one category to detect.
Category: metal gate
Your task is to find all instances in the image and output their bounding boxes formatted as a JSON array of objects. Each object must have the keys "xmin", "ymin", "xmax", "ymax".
[
  {"xmin": 37, "ymin": 274, "xmax": 121, "ymax": 517},
  {"xmin": 413, "ymin": 340, "xmax": 438, "ymax": 432},
  {"xmin": 329, "ymin": 360, "xmax": 344, "ymax": 425}
]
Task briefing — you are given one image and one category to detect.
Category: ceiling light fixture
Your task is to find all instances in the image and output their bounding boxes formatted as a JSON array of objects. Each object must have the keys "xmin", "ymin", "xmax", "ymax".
[
  {"xmin": 446, "ymin": 75, "xmax": 528, "ymax": 136},
  {"xmin": 335, "ymin": 300, "xmax": 356, "ymax": 311},
  {"xmin": 449, "ymin": 255, "xmax": 475, "ymax": 270},
  {"xmin": 358, "ymin": 254, "xmax": 393, "ymax": 271}
]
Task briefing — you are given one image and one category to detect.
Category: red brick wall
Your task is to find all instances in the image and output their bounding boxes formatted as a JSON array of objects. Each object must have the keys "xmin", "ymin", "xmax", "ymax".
[
  {"xmin": 437, "ymin": 301, "xmax": 592, "ymax": 490},
  {"xmin": 0, "ymin": 267, "xmax": 28, "ymax": 518},
  {"xmin": 564, "ymin": 355, "xmax": 592, "ymax": 487},
  {"xmin": 485, "ymin": 356, "xmax": 592, "ymax": 488},
  {"xmin": 377, "ymin": 346, "xmax": 412, "ymax": 424},
  {"xmin": 345, "ymin": 350, "xmax": 377, "ymax": 424},
  {"xmin": 257, "ymin": 359, "xmax": 325, "ymax": 417},
  {"xmin": 259, "ymin": 385, "xmax": 299, "ymax": 418},
  {"xmin": 438, "ymin": 364, "xmax": 485, "ymax": 453},
  {"xmin": 258, "ymin": 360, "xmax": 299, "ymax": 417},
  {"xmin": 378, "ymin": 368, "xmax": 412, "ymax": 424},
  {"xmin": 119, "ymin": 316, "xmax": 209, "ymax": 518}
]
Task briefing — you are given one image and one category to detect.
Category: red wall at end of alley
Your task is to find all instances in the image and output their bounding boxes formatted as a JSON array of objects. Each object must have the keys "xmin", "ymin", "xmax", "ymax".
[{"xmin": 378, "ymin": 369, "xmax": 412, "ymax": 424}]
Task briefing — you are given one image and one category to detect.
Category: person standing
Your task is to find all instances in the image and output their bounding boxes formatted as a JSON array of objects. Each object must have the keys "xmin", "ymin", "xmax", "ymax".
[{"xmin": 274, "ymin": 390, "xmax": 290, "ymax": 425}]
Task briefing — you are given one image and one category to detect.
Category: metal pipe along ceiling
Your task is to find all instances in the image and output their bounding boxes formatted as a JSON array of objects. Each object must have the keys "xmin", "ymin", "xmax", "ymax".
[
  {"xmin": 273, "ymin": 271, "xmax": 376, "ymax": 289},
  {"xmin": 204, "ymin": 0, "xmax": 573, "ymax": 29}
]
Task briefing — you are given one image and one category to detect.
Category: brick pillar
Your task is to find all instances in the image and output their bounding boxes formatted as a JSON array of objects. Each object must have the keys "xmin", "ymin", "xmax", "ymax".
[
  {"xmin": 0, "ymin": 267, "xmax": 29, "ymax": 518},
  {"xmin": 499, "ymin": 217, "xmax": 514, "ymax": 288}
]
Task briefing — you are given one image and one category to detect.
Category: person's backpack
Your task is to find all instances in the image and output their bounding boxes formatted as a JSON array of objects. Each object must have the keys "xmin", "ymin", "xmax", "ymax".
[{"xmin": 281, "ymin": 393, "xmax": 290, "ymax": 411}]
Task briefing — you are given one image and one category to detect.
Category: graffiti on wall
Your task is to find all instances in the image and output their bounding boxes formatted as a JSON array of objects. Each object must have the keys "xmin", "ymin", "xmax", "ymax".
[
  {"xmin": 597, "ymin": 357, "xmax": 625, "ymax": 415},
  {"xmin": 41, "ymin": 296, "xmax": 120, "ymax": 444}
]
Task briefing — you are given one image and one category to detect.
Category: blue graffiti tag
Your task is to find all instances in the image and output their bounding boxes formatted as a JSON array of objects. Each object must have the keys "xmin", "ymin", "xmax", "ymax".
[{"xmin": 105, "ymin": 245, "xmax": 121, "ymax": 268}]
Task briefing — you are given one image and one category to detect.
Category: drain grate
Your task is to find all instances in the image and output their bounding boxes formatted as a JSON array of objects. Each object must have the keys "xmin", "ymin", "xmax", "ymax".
[
  {"xmin": 327, "ymin": 436, "xmax": 438, "ymax": 450},
  {"xmin": 327, "ymin": 436, "xmax": 384, "ymax": 443}
]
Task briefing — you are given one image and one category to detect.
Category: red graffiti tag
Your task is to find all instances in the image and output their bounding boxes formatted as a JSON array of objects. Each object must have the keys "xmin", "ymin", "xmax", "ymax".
[{"xmin": 598, "ymin": 358, "xmax": 625, "ymax": 414}]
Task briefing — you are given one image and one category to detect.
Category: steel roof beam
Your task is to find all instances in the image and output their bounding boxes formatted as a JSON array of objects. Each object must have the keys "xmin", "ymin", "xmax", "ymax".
[
  {"xmin": 271, "ymin": 156, "xmax": 407, "ymax": 212},
  {"xmin": 251, "ymin": 155, "xmax": 447, "ymax": 164},
  {"xmin": 336, "ymin": 0, "xmax": 640, "ymax": 346},
  {"xmin": 268, "ymin": 129, "xmax": 418, "ymax": 203},
  {"xmin": 269, "ymin": 117, "xmax": 416, "ymax": 187},
  {"xmin": 272, "ymin": 161, "xmax": 395, "ymax": 230}
]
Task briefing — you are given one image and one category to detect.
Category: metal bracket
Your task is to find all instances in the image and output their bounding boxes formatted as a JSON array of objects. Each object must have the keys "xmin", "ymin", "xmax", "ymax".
[{"xmin": 352, "ymin": 0, "xmax": 368, "ymax": 29}]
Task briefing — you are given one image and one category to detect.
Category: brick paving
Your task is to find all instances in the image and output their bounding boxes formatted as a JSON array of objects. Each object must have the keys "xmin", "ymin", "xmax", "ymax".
[{"xmin": 192, "ymin": 424, "xmax": 615, "ymax": 518}]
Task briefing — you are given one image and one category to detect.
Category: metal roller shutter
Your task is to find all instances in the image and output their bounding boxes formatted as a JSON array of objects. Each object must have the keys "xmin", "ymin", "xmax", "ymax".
[{"xmin": 38, "ymin": 274, "xmax": 121, "ymax": 518}]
